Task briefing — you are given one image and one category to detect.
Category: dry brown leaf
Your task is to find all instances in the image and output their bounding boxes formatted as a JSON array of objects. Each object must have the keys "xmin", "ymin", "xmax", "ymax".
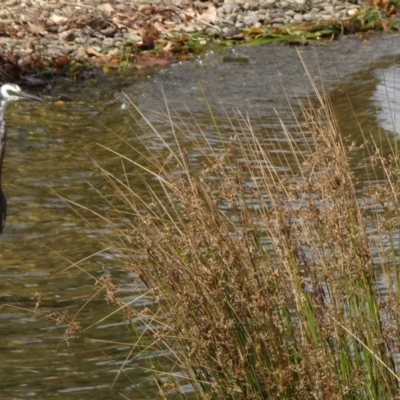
[
  {"xmin": 199, "ymin": 4, "xmax": 217, "ymax": 24},
  {"xmin": 136, "ymin": 54, "xmax": 172, "ymax": 66},
  {"xmin": 86, "ymin": 46, "xmax": 103, "ymax": 57},
  {"xmin": 55, "ymin": 53, "xmax": 69, "ymax": 68},
  {"xmin": 28, "ymin": 22, "xmax": 46, "ymax": 36},
  {"xmin": 381, "ymin": 19, "xmax": 389, "ymax": 31}
]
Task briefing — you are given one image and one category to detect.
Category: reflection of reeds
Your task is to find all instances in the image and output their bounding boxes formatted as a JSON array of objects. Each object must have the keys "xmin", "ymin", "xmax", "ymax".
[{"xmin": 67, "ymin": 71, "xmax": 400, "ymax": 398}]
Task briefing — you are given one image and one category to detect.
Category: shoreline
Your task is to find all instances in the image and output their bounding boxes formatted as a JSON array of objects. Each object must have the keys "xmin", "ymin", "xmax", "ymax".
[{"xmin": 0, "ymin": 0, "xmax": 394, "ymax": 81}]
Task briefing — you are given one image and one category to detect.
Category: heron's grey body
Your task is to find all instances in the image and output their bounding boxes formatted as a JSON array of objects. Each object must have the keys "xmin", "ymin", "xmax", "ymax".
[{"xmin": 0, "ymin": 84, "xmax": 43, "ymax": 234}]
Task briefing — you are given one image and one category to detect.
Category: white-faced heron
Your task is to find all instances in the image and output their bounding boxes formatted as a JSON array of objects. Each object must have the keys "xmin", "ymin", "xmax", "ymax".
[{"xmin": 0, "ymin": 84, "xmax": 43, "ymax": 233}]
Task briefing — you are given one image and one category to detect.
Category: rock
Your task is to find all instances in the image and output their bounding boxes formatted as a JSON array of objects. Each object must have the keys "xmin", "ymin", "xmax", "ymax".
[
  {"xmin": 244, "ymin": 13, "xmax": 259, "ymax": 26},
  {"xmin": 347, "ymin": 8, "xmax": 359, "ymax": 16},
  {"xmin": 102, "ymin": 37, "xmax": 115, "ymax": 47},
  {"xmin": 302, "ymin": 13, "xmax": 314, "ymax": 21},
  {"xmin": 98, "ymin": 3, "xmax": 115, "ymax": 13},
  {"xmin": 124, "ymin": 33, "xmax": 142, "ymax": 43},
  {"xmin": 71, "ymin": 47, "xmax": 87, "ymax": 62},
  {"xmin": 243, "ymin": 1, "xmax": 259, "ymax": 10},
  {"xmin": 220, "ymin": 4, "xmax": 239, "ymax": 14},
  {"xmin": 293, "ymin": 13, "xmax": 303, "ymax": 22},
  {"xmin": 270, "ymin": 11, "xmax": 284, "ymax": 18},
  {"xmin": 194, "ymin": 1, "xmax": 212, "ymax": 10},
  {"xmin": 50, "ymin": 14, "xmax": 68, "ymax": 24},
  {"xmin": 87, "ymin": 38, "xmax": 102, "ymax": 47},
  {"xmin": 101, "ymin": 26, "xmax": 116, "ymax": 37}
]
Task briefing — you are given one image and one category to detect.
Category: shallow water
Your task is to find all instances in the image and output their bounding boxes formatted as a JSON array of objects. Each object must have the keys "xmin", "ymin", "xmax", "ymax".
[{"xmin": 1, "ymin": 33, "xmax": 400, "ymax": 398}]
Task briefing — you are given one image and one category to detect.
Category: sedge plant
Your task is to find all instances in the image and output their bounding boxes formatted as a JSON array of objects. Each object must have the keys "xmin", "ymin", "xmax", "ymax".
[{"xmin": 64, "ymin": 68, "xmax": 400, "ymax": 399}]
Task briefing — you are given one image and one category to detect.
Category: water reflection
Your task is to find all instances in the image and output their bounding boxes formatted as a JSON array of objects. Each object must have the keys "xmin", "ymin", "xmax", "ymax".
[
  {"xmin": 373, "ymin": 65, "xmax": 400, "ymax": 135},
  {"xmin": 1, "ymin": 35, "xmax": 400, "ymax": 398}
]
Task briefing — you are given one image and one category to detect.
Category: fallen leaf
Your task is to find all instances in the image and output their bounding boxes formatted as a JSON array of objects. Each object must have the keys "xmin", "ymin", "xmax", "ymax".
[
  {"xmin": 199, "ymin": 4, "xmax": 217, "ymax": 24},
  {"xmin": 28, "ymin": 22, "xmax": 46, "ymax": 36},
  {"xmin": 135, "ymin": 54, "xmax": 173, "ymax": 66},
  {"xmin": 381, "ymin": 19, "xmax": 389, "ymax": 31},
  {"xmin": 86, "ymin": 46, "xmax": 103, "ymax": 57},
  {"xmin": 55, "ymin": 53, "xmax": 69, "ymax": 68}
]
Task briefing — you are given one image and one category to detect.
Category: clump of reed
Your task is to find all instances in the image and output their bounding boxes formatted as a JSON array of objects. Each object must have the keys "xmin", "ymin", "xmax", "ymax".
[{"xmin": 79, "ymin": 77, "xmax": 400, "ymax": 398}]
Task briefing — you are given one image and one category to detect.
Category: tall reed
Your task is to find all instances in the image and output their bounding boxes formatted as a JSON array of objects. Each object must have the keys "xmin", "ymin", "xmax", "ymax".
[{"xmin": 71, "ymin": 73, "xmax": 400, "ymax": 399}]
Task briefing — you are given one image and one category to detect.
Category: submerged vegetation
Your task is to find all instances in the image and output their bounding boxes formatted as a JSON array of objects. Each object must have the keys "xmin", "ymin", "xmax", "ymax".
[{"xmin": 65, "ymin": 64, "xmax": 400, "ymax": 398}]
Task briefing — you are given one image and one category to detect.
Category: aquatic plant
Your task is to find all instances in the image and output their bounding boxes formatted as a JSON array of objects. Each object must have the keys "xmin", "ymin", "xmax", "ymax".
[{"xmin": 66, "ymin": 61, "xmax": 400, "ymax": 399}]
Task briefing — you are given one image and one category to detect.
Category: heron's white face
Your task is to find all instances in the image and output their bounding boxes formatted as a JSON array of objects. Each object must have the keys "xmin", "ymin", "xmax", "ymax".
[
  {"xmin": 0, "ymin": 84, "xmax": 43, "ymax": 104},
  {"xmin": 0, "ymin": 84, "xmax": 23, "ymax": 101}
]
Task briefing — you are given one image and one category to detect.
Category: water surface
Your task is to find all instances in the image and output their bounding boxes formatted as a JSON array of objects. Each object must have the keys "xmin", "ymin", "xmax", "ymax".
[{"xmin": 1, "ymin": 33, "xmax": 400, "ymax": 398}]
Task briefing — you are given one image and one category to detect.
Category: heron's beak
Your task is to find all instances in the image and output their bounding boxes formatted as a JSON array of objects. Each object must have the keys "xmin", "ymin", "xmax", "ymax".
[{"xmin": 10, "ymin": 90, "xmax": 43, "ymax": 102}]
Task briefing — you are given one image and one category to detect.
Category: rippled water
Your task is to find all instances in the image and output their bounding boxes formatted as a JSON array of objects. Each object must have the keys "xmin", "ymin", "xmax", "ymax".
[{"xmin": 1, "ymin": 33, "xmax": 400, "ymax": 398}]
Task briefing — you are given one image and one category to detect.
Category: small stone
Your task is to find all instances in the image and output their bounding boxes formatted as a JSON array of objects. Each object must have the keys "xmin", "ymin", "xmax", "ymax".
[
  {"xmin": 98, "ymin": 3, "xmax": 115, "ymax": 13},
  {"xmin": 295, "ymin": 0, "xmax": 306, "ymax": 5},
  {"xmin": 220, "ymin": 4, "xmax": 239, "ymax": 14},
  {"xmin": 302, "ymin": 13, "xmax": 314, "ymax": 21},
  {"xmin": 50, "ymin": 14, "xmax": 68, "ymax": 24},
  {"xmin": 101, "ymin": 26, "xmax": 116, "ymax": 37},
  {"xmin": 293, "ymin": 14, "xmax": 303, "ymax": 22},
  {"xmin": 102, "ymin": 37, "xmax": 115, "ymax": 47},
  {"xmin": 285, "ymin": 10, "xmax": 295, "ymax": 16},
  {"xmin": 244, "ymin": 13, "xmax": 259, "ymax": 26},
  {"xmin": 219, "ymin": 18, "xmax": 235, "ymax": 25},
  {"xmin": 71, "ymin": 48, "xmax": 88, "ymax": 62},
  {"xmin": 74, "ymin": 35, "xmax": 87, "ymax": 45},
  {"xmin": 243, "ymin": 1, "xmax": 259, "ymax": 10},
  {"xmin": 124, "ymin": 33, "xmax": 141, "ymax": 43},
  {"xmin": 87, "ymin": 38, "xmax": 102, "ymax": 47}
]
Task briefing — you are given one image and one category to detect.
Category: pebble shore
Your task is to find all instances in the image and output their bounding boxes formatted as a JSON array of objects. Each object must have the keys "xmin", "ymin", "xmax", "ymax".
[{"xmin": 0, "ymin": 0, "xmax": 364, "ymax": 76}]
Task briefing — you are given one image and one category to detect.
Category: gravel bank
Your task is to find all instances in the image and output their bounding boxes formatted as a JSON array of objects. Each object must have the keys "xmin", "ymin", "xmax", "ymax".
[{"xmin": 0, "ymin": 0, "xmax": 365, "ymax": 78}]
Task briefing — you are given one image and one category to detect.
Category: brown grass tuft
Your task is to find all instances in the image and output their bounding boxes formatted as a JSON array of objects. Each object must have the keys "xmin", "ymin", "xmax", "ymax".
[{"xmin": 66, "ymin": 66, "xmax": 400, "ymax": 399}]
